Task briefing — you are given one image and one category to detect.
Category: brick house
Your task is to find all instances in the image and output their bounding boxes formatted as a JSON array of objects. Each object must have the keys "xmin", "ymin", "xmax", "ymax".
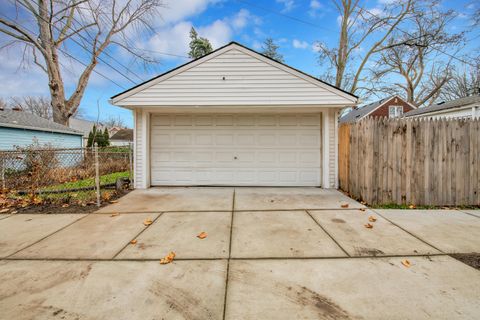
[{"xmin": 339, "ymin": 95, "xmax": 416, "ymax": 123}]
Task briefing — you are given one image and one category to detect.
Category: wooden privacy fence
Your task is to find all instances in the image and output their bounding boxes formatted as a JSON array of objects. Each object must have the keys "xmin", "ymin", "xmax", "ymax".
[{"xmin": 338, "ymin": 118, "xmax": 480, "ymax": 206}]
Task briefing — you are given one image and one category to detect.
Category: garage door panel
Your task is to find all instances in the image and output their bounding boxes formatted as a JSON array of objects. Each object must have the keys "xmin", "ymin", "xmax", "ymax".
[{"xmin": 150, "ymin": 114, "xmax": 321, "ymax": 186}]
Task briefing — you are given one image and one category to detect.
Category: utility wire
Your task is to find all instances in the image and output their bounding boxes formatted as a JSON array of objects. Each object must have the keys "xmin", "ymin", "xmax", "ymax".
[
  {"xmin": 235, "ymin": 0, "xmax": 333, "ymax": 32},
  {"xmin": 358, "ymin": 7, "xmax": 475, "ymax": 67},
  {"xmin": 0, "ymin": 12, "xmax": 126, "ymax": 89},
  {"xmin": 15, "ymin": 0, "xmax": 139, "ymax": 84}
]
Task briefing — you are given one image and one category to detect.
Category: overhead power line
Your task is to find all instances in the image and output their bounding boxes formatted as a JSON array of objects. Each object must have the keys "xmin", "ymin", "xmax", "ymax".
[
  {"xmin": 0, "ymin": 12, "xmax": 126, "ymax": 89},
  {"xmin": 235, "ymin": 0, "xmax": 333, "ymax": 32},
  {"xmin": 14, "ymin": 0, "xmax": 139, "ymax": 84},
  {"xmin": 358, "ymin": 7, "xmax": 475, "ymax": 68}
]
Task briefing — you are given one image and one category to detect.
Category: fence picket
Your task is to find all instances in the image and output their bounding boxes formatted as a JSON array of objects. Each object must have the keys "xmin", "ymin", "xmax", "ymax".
[{"xmin": 338, "ymin": 118, "xmax": 479, "ymax": 206}]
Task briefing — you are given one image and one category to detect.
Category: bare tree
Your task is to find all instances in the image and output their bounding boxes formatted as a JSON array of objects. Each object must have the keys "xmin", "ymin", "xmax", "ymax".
[
  {"xmin": 372, "ymin": 6, "xmax": 464, "ymax": 106},
  {"xmin": 440, "ymin": 57, "xmax": 480, "ymax": 101},
  {"xmin": 103, "ymin": 115, "xmax": 126, "ymax": 128},
  {"xmin": 315, "ymin": 0, "xmax": 415, "ymax": 94},
  {"xmin": 0, "ymin": 0, "xmax": 164, "ymax": 125},
  {"xmin": 10, "ymin": 96, "xmax": 53, "ymax": 119}
]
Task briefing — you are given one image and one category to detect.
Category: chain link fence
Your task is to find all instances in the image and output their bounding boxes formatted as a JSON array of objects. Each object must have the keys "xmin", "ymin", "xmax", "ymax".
[{"xmin": 0, "ymin": 146, "xmax": 133, "ymax": 196}]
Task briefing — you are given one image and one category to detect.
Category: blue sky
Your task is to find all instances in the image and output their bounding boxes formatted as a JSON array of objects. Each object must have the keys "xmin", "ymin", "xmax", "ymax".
[{"xmin": 0, "ymin": 0, "xmax": 478, "ymax": 127}]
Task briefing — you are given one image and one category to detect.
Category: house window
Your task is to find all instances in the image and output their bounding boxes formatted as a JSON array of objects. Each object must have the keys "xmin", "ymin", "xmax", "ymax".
[{"xmin": 389, "ymin": 106, "xmax": 403, "ymax": 118}]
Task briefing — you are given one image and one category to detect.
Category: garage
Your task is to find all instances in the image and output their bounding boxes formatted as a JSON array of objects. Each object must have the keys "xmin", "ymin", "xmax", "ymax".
[
  {"xmin": 150, "ymin": 113, "xmax": 321, "ymax": 186},
  {"xmin": 110, "ymin": 42, "xmax": 358, "ymax": 189}
]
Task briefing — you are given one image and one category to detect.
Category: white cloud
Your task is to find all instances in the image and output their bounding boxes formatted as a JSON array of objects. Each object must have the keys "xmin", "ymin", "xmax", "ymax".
[
  {"xmin": 141, "ymin": 9, "xmax": 260, "ymax": 60},
  {"xmin": 231, "ymin": 9, "xmax": 261, "ymax": 30},
  {"xmin": 276, "ymin": 0, "xmax": 295, "ymax": 13},
  {"xmin": 308, "ymin": 0, "xmax": 323, "ymax": 17},
  {"xmin": 198, "ymin": 20, "xmax": 232, "ymax": 48},
  {"xmin": 156, "ymin": 0, "xmax": 220, "ymax": 26},
  {"xmin": 252, "ymin": 40, "xmax": 262, "ymax": 50},
  {"xmin": 292, "ymin": 39, "xmax": 309, "ymax": 49}
]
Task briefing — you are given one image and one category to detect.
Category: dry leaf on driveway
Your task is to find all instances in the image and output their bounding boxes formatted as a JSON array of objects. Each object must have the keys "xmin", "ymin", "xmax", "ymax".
[
  {"xmin": 359, "ymin": 208, "xmax": 366, "ymax": 212},
  {"xmin": 341, "ymin": 203, "xmax": 349, "ymax": 208},
  {"xmin": 0, "ymin": 208, "xmax": 10, "ymax": 213},
  {"xmin": 368, "ymin": 216, "xmax": 377, "ymax": 222},
  {"xmin": 110, "ymin": 200, "xmax": 118, "ymax": 204},
  {"xmin": 130, "ymin": 239, "xmax": 137, "ymax": 245},
  {"xmin": 110, "ymin": 213, "xmax": 119, "ymax": 217},
  {"xmin": 160, "ymin": 251, "xmax": 176, "ymax": 264},
  {"xmin": 197, "ymin": 232, "xmax": 208, "ymax": 239},
  {"xmin": 401, "ymin": 259, "xmax": 411, "ymax": 268},
  {"xmin": 143, "ymin": 218, "xmax": 153, "ymax": 226},
  {"xmin": 364, "ymin": 223, "xmax": 373, "ymax": 229}
]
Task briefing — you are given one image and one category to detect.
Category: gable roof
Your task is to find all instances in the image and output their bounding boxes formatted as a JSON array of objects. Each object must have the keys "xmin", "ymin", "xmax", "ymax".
[
  {"xmin": 111, "ymin": 41, "xmax": 357, "ymax": 106},
  {"xmin": 110, "ymin": 128, "xmax": 133, "ymax": 141},
  {"xmin": 0, "ymin": 109, "xmax": 83, "ymax": 135},
  {"xmin": 404, "ymin": 95, "xmax": 480, "ymax": 117},
  {"xmin": 339, "ymin": 95, "xmax": 414, "ymax": 123},
  {"xmin": 69, "ymin": 117, "xmax": 105, "ymax": 137}
]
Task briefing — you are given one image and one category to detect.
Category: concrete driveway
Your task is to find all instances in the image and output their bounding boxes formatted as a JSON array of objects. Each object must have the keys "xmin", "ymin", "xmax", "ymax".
[{"xmin": 0, "ymin": 187, "xmax": 479, "ymax": 319}]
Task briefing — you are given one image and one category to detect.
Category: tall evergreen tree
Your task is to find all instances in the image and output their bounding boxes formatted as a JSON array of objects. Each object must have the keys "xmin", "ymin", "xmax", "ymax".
[
  {"xmin": 103, "ymin": 128, "xmax": 110, "ymax": 147},
  {"xmin": 261, "ymin": 38, "xmax": 284, "ymax": 63},
  {"xmin": 188, "ymin": 27, "xmax": 213, "ymax": 59}
]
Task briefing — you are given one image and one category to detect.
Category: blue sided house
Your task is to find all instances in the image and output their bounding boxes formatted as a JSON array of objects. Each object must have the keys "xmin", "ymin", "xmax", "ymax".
[{"xmin": 0, "ymin": 109, "xmax": 83, "ymax": 150}]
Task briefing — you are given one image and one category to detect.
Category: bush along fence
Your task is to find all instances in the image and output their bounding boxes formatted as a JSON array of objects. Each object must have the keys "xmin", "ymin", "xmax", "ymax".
[
  {"xmin": 338, "ymin": 118, "xmax": 479, "ymax": 207},
  {"xmin": 0, "ymin": 145, "xmax": 133, "ymax": 206}
]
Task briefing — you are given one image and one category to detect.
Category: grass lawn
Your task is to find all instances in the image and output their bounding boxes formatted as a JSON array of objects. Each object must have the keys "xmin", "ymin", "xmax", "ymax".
[{"xmin": 45, "ymin": 171, "xmax": 130, "ymax": 191}]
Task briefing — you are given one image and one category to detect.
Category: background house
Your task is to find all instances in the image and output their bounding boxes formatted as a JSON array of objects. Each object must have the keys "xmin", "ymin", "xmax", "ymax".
[
  {"xmin": 0, "ymin": 108, "xmax": 83, "ymax": 150},
  {"xmin": 110, "ymin": 128, "xmax": 133, "ymax": 146},
  {"xmin": 68, "ymin": 118, "xmax": 105, "ymax": 145},
  {"xmin": 404, "ymin": 95, "xmax": 480, "ymax": 119},
  {"xmin": 339, "ymin": 95, "xmax": 416, "ymax": 123}
]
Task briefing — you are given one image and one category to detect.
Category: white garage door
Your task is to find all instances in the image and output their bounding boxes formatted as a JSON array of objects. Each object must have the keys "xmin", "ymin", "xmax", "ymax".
[{"xmin": 150, "ymin": 114, "xmax": 321, "ymax": 186}]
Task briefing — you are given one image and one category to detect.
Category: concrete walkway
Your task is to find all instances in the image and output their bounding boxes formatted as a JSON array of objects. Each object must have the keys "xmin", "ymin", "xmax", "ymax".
[{"xmin": 0, "ymin": 187, "xmax": 479, "ymax": 319}]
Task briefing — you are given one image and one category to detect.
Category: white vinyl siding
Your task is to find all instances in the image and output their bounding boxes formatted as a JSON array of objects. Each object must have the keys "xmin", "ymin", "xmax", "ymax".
[
  {"xmin": 116, "ymin": 48, "xmax": 355, "ymax": 106},
  {"xmin": 328, "ymin": 109, "xmax": 337, "ymax": 187},
  {"xmin": 134, "ymin": 110, "xmax": 144, "ymax": 188},
  {"xmin": 149, "ymin": 114, "xmax": 322, "ymax": 186}
]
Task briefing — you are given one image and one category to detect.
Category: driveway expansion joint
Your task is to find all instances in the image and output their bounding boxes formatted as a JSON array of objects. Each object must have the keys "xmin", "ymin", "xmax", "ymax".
[
  {"xmin": 371, "ymin": 209, "xmax": 446, "ymax": 254},
  {"xmin": 304, "ymin": 209, "xmax": 351, "ymax": 257},
  {"xmin": 111, "ymin": 212, "xmax": 165, "ymax": 259},
  {"xmin": 2, "ymin": 213, "xmax": 90, "ymax": 260}
]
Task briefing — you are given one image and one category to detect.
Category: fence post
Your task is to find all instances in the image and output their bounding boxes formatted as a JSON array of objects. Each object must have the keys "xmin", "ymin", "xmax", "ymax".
[
  {"xmin": 128, "ymin": 142, "xmax": 133, "ymax": 188},
  {"xmin": 94, "ymin": 143, "xmax": 101, "ymax": 207}
]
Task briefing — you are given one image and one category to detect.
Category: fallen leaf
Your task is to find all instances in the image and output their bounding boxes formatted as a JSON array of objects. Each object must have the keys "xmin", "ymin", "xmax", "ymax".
[
  {"xmin": 0, "ymin": 208, "xmax": 10, "ymax": 213},
  {"xmin": 110, "ymin": 213, "xmax": 119, "ymax": 217},
  {"xmin": 197, "ymin": 232, "xmax": 208, "ymax": 239},
  {"xmin": 364, "ymin": 223, "xmax": 373, "ymax": 229},
  {"xmin": 130, "ymin": 239, "xmax": 137, "ymax": 245},
  {"xmin": 360, "ymin": 201, "xmax": 367, "ymax": 205},
  {"xmin": 401, "ymin": 259, "xmax": 411, "ymax": 268},
  {"xmin": 359, "ymin": 208, "xmax": 366, "ymax": 212},
  {"xmin": 143, "ymin": 218, "xmax": 153, "ymax": 226},
  {"xmin": 160, "ymin": 251, "xmax": 176, "ymax": 264},
  {"xmin": 61, "ymin": 204, "xmax": 70, "ymax": 208},
  {"xmin": 109, "ymin": 200, "xmax": 118, "ymax": 204},
  {"xmin": 368, "ymin": 216, "xmax": 377, "ymax": 222},
  {"xmin": 408, "ymin": 204, "xmax": 416, "ymax": 209},
  {"xmin": 340, "ymin": 203, "xmax": 349, "ymax": 208}
]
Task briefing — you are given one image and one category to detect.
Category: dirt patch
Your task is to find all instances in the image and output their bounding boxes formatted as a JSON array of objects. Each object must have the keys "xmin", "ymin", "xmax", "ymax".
[
  {"xmin": 354, "ymin": 247, "xmax": 385, "ymax": 256},
  {"xmin": 450, "ymin": 253, "xmax": 480, "ymax": 270},
  {"xmin": 3, "ymin": 190, "xmax": 131, "ymax": 214}
]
